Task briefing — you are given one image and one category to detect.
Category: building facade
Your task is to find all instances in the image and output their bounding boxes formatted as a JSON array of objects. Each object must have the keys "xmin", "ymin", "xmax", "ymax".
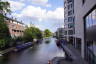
[
  {"xmin": 64, "ymin": 0, "xmax": 96, "ymax": 63},
  {"xmin": 5, "ymin": 18, "xmax": 25, "ymax": 38},
  {"xmin": 74, "ymin": 0, "xmax": 96, "ymax": 59},
  {"xmin": 64, "ymin": 0, "xmax": 75, "ymax": 45},
  {"xmin": 56, "ymin": 28, "xmax": 65, "ymax": 39}
]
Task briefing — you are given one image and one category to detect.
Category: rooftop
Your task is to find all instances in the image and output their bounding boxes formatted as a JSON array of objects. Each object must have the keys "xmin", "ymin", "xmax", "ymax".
[{"xmin": 5, "ymin": 17, "xmax": 24, "ymax": 25}]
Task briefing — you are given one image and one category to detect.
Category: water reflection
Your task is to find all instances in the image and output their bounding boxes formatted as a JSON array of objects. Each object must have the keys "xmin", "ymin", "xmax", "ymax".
[{"xmin": 0, "ymin": 38, "xmax": 65, "ymax": 64}]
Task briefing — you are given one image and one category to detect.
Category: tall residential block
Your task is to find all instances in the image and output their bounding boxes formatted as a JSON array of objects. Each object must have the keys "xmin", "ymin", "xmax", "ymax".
[{"xmin": 64, "ymin": 0, "xmax": 96, "ymax": 63}]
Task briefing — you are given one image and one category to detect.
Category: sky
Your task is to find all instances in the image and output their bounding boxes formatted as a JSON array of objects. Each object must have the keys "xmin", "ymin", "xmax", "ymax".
[{"xmin": 3, "ymin": 0, "xmax": 64, "ymax": 32}]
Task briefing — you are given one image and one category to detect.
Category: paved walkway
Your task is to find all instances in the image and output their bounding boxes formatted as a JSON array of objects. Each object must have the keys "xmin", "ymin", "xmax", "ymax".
[
  {"xmin": 0, "ymin": 47, "xmax": 15, "ymax": 56},
  {"xmin": 51, "ymin": 43, "xmax": 88, "ymax": 64}
]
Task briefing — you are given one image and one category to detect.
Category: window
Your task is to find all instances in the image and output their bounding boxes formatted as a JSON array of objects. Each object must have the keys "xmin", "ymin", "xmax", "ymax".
[
  {"xmin": 17, "ymin": 30, "xmax": 19, "ymax": 32},
  {"xmin": 64, "ymin": 31, "xmax": 67, "ymax": 35},
  {"xmin": 67, "ymin": 0, "xmax": 72, "ymax": 3},
  {"xmin": 68, "ymin": 10, "xmax": 73, "ymax": 16},
  {"xmin": 68, "ymin": 30, "xmax": 73, "ymax": 35},
  {"xmin": 73, "ymin": 9, "xmax": 74, "ymax": 14},
  {"xmin": 68, "ymin": 4, "xmax": 73, "ymax": 10},
  {"xmin": 14, "ymin": 30, "xmax": 16, "ymax": 32},
  {"xmin": 82, "ymin": 0, "xmax": 85, "ymax": 5},
  {"xmin": 86, "ymin": 9, "xmax": 96, "ymax": 28},
  {"xmin": 85, "ymin": 8, "xmax": 96, "ymax": 64},
  {"xmin": 68, "ymin": 17, "xmax": 73, "ymax": 22},
  {"xmin": 68, "ymin": 23, "xmax": 74, "ymax": 28}
]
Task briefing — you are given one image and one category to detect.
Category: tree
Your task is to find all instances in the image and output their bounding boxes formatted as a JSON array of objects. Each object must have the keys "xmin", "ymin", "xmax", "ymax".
[
  {"xmin": 0, "ymin": 1, "xmax": 11, "ymax": 39},
  {"xmin": 0, "ymin": 1, "xmax": 11, "ymax": 15},
  {"xmin": 23, "ymin": 26, "xmax": 43, "ymax": 42},
  {"xmin": 44, "ymin": 29, "xmax": 52, "ymax": 37},
  {"xmin": 0, "ymin": 1, "xmax": 11, "ymax": 49}
]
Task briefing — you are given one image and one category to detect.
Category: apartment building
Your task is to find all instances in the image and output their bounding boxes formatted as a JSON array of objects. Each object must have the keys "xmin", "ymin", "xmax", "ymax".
[
  {"xmin": 64, "ymin": 0, "xmax": 96, "ymax": 63},
  {"xmin": 64, "ymin": 0, "xmax": 75, "ymax": 45},
  {"xmin": 5, "ymin": 17, "xmax": 25, "ymax": 38},
  {"xmin": 56, "ymin": 28, "xmax": 65, "ymax": 39}
]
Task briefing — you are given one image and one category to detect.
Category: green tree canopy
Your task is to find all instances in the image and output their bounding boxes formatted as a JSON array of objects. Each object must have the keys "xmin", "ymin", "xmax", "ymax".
[
  {"xmin": 44, "ymin": 29, "xmax": 52, "ymax": 37},
  {"xmin": 23, "ymin": 26, "xmax": 43, "ymax": 42},
  {"xmin": 0, "ymin": 1, "xmax": 11, "ymax": 14},
  {"xmin": 0, "ymin": 1, "xmax": 11, "ymax": 49},
  {"xmin": 0, "ymin": 1, "xmax": 11, "ymax": 39}
]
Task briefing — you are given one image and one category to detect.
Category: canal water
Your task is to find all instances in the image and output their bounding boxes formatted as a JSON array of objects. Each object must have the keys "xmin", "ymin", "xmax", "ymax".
[{"xmin": 0, "ymin": 38, "xmax": 65, "ymax": 64}]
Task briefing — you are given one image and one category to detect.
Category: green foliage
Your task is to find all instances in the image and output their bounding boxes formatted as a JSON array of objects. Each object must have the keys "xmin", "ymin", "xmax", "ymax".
[
  {"xmin": 44, "ymin": 29, "xmax": 52, "ymax": 37},
  {"xmin": 10, "ymin": 37, "xmax": 24, "ymax": 46},
  {"xmin": 0, "ymin": 39, "xmax": 6, "ymax": 48},
  {"xmin": 0, "ymin": 21, "xmax": 11, "ymax": 49},
  {"xmin": 0, "ymin": 1, "xmax": 11, "ymax": 49},
  {"xmin": 0, "ymin": 21, "xmax": 11, "ymax": 39},
  {"xmin": 0, "ymin": 38, "xmax": 11, "ymax": 49},
  {"xmin": 0, "ymin": 1, "xmax": 11, "ymax": 14},
  {"xmin": 0, "ymin": 1, "xmax": 11, "ymax": 39},
  {"xmin": 23, "ymin": 26, "xmax": 43, "ymax": 42}
]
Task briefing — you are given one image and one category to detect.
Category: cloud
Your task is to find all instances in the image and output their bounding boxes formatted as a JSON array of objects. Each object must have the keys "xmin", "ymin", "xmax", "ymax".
[
  {"xmin": 12, "ymin": 5, "xmax": 64, "ymax": 23},
  {"xmin": 20, "ymin": 0, "xmax": 51, "ymax": 7},
  {"xmin": 11, "ymin": 5, "xmax": 64, "ymax": 32},
  {"xmin": 29, "ymin": 0, "xmax": 48, "ymax": 4},
  {"xmin": 8, "ymin": 0, "xmax": 25, "ymax": 11},
  {"xmin": 12, "ymin": 13, "xmax": 21, "ymax": 17},
  {"xmin": 46, "ymin": 4, "xmax": 52, "ymax": 7},
  {"xmin": 47, "ymin": 8, "xmax": 64, "ymax": 20},
  {"xmin": 17, "ymin": 5, "xmax": 64, "ymax": 20},
  {"xmin": 19, "ymin": 6, "xmax": 47, "ymax": 22}
]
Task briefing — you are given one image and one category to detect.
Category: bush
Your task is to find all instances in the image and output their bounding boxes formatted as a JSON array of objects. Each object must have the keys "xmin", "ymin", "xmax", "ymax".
[
  {"xmin": 0, "ymin": 38, "xmax": 10, "ymax": 50},
  {"xmin": 23, "ymin": 26, "xmax": 43, "ymax": 42},
  {"xmin": 44, "ymin": 29, "xmax": 52, "ymax": 37}
]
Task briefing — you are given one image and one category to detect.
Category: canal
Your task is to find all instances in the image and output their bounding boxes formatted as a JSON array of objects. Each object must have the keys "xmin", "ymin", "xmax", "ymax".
[{"xmin": 0, "ymin": 38, "xmax": 65, "ymax": 64}]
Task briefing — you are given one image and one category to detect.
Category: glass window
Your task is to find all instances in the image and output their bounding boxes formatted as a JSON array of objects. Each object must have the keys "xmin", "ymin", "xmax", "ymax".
[
  {"xmin": 85, "ymin": 8, "xmax": 96, "ymax": 64},
  {"xmin": 67, "ymin": 0, "xmax": 72, "ymax": 3},
  {"xmin": 17, "ymin": 30, "xmax": 19, "ymax": 32},
  {"xmin": 14, "ymin": 30, "xmax": 16, "ymax": 32},
  {"xmin": 82, "ymin": 0, "xmax": 85, "ymax": 5},
  {"xmin": 68, "ymin": 4, "xmax": 73, "ymax": 10},
  {"xmin": 64, "ymin": 31, "xmax": 67, "ymax": 35},
  {"xmin": 68, "ymin": 17, "xmax": 73, "ymax": 22},
  {"xmin": 68, "ymin": 23, "xmax": 74, "ymax": 28},
  {"xmin": 92, "ymin": 10, "xmax": 96, "ymax": 26},
  {"xmin": 68, "ymin": 30, "xmax": 73, "ymax": 35},
  {"xmin": 86, "ymin": 9, "xmax": 96, "ymax": 28},
  {"xmin": 68, "ymin": 10, "xmax": 73, "ymax": 16},
  {"xmin": 86, "ymin": 16, "xmax": 89, "ymax": 28}
]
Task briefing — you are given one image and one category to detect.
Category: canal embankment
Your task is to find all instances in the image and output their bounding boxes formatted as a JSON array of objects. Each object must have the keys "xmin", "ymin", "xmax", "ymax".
[
  {"xmin": 0, "ymin": 38, "xmax": 65, "ymax": 64},
  {"xmin": 0, "ymin": 40, "xmax": 42, "ymax": 56},
  {"xmin": 50, "ymin": 42, "xmax": 88, "ymax": 64}
]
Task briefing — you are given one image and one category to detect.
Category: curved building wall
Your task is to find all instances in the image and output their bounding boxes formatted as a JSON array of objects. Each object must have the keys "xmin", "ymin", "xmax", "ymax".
[{"xmin": 74, "ymin": 0, "xmax": 96, "ymax": 58}]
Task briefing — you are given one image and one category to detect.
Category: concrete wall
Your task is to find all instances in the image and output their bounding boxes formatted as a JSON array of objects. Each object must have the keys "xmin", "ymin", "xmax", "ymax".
[{"xmin": 74, "ymin": 0, "xmax": 96, "ymax": 58}]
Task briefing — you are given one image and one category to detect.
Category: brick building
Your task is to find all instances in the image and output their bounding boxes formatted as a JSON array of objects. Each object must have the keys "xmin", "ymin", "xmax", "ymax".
[{"xmin": 5, "ymin": 18, "xmax": 25, "ymax": 38}]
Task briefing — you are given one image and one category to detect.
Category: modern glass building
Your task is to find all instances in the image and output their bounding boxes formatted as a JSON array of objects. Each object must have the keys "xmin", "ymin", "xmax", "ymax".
[{"xmin": 85, "ymin": 7, "xmax": 96, "ymax": 64}]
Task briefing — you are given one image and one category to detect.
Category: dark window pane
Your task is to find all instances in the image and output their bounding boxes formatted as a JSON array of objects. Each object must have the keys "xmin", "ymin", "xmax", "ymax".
[
  {"xmin": 68, "ymin": 17, "xmax": 73, "ymax": 22},
  {"xmin": 82, "ymin": 0, "xmax": 85, "ymax": 5},
  {"xmin": 68, "ymin": 30, "xmax": 73, "ymax": 35},
  {"xmin": 68, "ymin": 23, "xmax": 74, "ymax": 28},
  {"xmin": 67, "ymin": 0, "xmax": 72, "ymax": 3},
  {"xmin": 68, "ymin": 10, "xmax": 73, "ymax": 16},
  {"xmin": 68, "ymin": 4, "xmax": 73, "ymax": 10},
  {"xmin": 64, "ymin": 31, "xmax": 67, "ymax": 35}
]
